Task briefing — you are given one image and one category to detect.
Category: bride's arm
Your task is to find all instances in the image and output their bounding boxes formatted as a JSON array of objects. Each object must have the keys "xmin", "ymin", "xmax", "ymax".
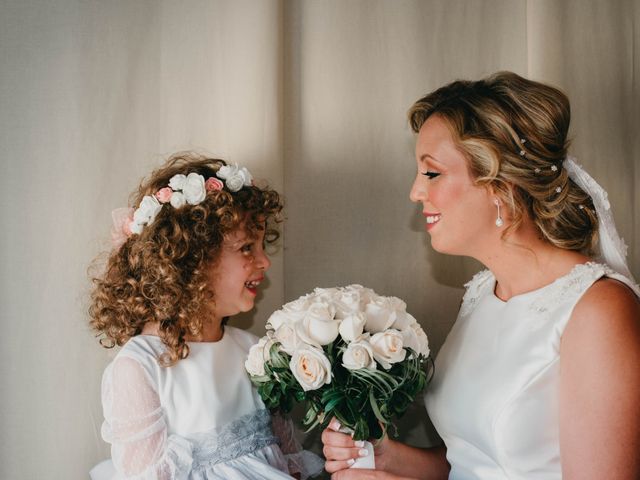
[
  {"xmin": 559, "ymin": 278, "xmax": 640, "ymax": 479},
  {"xmin": 321, "ymin": 420, "xmax": 449, "ymax": 480}
]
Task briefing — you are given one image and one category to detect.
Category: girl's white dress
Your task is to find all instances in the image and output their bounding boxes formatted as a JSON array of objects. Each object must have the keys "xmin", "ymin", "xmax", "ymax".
[
  {"xmin": 425, "ymin": 262, "xmax": 639, "ymax": 479},
  {"xmin": 90, "ymin": 326, "xmax": 323, "ymax": 480}
]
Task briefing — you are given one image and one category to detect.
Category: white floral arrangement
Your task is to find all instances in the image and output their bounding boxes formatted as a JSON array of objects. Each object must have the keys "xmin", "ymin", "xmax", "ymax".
[
  {"xmin": 246, "ymin": 285, "xmax": 432, "ymax": 443},
  {"xmin": 110, "ymin": 163, "xmax": 253, "ymax": 247}
]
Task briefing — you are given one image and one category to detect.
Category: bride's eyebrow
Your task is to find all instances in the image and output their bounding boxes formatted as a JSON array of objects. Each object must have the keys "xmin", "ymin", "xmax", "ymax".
[{"xmin": 419, "ymin": 153, "xmax": 446, "ymax": 167}]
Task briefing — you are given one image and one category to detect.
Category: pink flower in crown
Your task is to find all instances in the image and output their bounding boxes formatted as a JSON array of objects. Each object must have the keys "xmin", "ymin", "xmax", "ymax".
[
  {"xmin": 205, "ymin": 177, "xmax": 224, "ymax": 192},
  {"xmin": 110, "ymin": 207, "xmax": 135, "ymax": 249},
  {"xmin": 155, "ymin": 187, "xmax": 173, "ymax": 203}
]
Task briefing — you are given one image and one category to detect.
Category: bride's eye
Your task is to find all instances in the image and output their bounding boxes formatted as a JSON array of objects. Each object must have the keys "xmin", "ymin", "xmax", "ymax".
[{"xmin": 422, "ymin": 171, "xmax": 441, "ymax": 179}]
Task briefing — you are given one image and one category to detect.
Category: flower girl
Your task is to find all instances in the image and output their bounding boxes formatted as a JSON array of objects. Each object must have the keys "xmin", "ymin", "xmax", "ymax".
[{"xmin": 89, "ymin": 153, "xmax": 322, "ymax": 479}]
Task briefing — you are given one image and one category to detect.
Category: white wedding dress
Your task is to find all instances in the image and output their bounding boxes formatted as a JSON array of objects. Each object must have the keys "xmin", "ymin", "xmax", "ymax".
[
  {"xmin": 90, "ymin": 326, "xmax": 322, "ymax": 480},
  {"xmin": 425, "ymin": 262, "xmax": 639, "ymax": 479}
]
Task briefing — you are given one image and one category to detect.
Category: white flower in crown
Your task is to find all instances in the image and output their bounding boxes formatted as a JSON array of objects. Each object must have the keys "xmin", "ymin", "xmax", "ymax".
[
  {"xmin": 130, "ymin": 195, "xmax": 162, "ymax": 234},
  {"xmin": 217, "ymin": 163, "xmax": 253, "ymax": 192},
  {"xmin": 182, "ymin": 172, "xmax": 206, "ymax": 204},
  {"xmin": 167, "ymin": 173, "xmax": 206, "ymax": 205},
  {"xmin": 170, "ymin": 191, "xmax": 186, "ymax": 208}
]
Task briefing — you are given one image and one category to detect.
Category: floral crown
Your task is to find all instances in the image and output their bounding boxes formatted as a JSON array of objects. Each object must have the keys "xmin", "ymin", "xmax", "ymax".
[{"xmin": 111, "ymin": 163, "xmax": 253, "ymax": 248}]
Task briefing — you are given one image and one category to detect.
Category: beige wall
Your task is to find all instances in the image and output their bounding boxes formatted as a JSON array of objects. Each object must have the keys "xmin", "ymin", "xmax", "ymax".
[{"xmin": 1, "ymin": 0, "xmax": 637, "ymax": 477}]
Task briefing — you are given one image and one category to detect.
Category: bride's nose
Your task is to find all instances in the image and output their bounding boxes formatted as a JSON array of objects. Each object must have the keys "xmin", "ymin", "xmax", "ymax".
[{"xmin": 409, "ymin": 174, "xmax": 428, "ymax": 203}]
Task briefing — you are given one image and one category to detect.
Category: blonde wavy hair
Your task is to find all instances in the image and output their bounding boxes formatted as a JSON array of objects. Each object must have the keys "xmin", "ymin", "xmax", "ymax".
[
  {"xmin": 408, "ymin": 71, "xmax": 598, "ymax": 253},
  {"xmin": 89, "ymin": 153, "xmax": 283, "ymax": 366}
]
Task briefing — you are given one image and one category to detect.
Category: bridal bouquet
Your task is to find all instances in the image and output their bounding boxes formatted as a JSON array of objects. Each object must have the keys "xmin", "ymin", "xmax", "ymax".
[{"xmin": 245, "ymin": 285, "xmax": 432, "ymax": 444}]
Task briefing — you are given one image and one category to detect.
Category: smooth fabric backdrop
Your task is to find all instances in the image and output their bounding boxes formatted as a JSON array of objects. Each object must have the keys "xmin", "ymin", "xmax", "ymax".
[{"xmin": 1, "ymin": 1, "xmax": 638, "ymax": 478}]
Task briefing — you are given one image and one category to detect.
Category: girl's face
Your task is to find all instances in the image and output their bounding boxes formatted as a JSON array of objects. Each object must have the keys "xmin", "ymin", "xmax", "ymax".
[
  {"xmin": 207, "ymin": 225, "xmax": 271, "ymax": 320},
  {"xmin": 409, "ymin": 115, "xmax": 495, "ymax": 257}
]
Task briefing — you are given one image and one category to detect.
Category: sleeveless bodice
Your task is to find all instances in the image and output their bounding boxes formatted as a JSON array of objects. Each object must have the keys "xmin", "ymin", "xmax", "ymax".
[{"xmin": 424, "ymin": 262, "xmax": 638, "ymax": 479}]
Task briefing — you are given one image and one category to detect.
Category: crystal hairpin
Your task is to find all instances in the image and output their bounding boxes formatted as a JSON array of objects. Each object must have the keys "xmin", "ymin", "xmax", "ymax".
[{"xmin": 518, "ymin": 137, "xmax": 527, "ymax": 156}]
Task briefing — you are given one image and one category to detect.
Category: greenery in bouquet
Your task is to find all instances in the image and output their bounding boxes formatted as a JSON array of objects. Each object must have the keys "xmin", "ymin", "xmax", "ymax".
[{"xmin": 245, "ymin": 285, "xmax": 433, "ymax": 442}]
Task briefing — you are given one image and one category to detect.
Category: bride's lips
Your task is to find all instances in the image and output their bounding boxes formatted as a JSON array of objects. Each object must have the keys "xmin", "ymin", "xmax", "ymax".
[{"xmin": 423, "ymin": 212, "xmax": 441, "ymax": 231}]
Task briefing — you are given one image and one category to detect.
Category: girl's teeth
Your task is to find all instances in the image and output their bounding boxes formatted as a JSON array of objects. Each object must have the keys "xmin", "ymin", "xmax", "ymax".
[{"xmin": 426, "ymin": 215, "xmax": 441, "ymax": 224}]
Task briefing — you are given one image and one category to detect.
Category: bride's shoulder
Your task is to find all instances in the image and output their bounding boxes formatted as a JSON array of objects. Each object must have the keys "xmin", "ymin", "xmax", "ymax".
[
  {"xmin": 575, "ymin": 275, "xmax": 640, "ymax": 319},
  {"xmin": 564, "ymin": 272, "xmax": 640, "ymax": 355}
]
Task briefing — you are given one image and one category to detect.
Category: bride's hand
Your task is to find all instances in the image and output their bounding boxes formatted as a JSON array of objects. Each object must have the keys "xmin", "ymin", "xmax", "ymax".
[{"xmin": 321, "ymin": 419, "xmax": 393, "ymax": 474}]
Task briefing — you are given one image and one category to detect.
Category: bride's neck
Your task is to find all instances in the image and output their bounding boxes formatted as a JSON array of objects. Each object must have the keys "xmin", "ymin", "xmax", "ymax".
[{"xmin": 478, "ymin": 229, "xmax": 589, "ymax": 301}]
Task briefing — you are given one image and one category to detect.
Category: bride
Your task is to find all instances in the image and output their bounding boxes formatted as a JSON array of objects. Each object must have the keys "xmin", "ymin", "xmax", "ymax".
[{"xmin": 321, "ymin": 71, "xmax": 640, "ymax": 479}]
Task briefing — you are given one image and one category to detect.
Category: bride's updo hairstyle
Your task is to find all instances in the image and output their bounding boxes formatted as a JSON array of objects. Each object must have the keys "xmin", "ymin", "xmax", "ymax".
[
  {"xmin": 408, "ymin": 71, "xmax": 598, "ymax": 253},
  {"xmin": 89, "ymin": 153, "xmax": 283, "ymax": 365}
]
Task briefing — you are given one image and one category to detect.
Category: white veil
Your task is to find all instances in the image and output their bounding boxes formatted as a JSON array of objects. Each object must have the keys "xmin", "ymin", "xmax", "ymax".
[{"xmin": 564, "ymin": 156, "xmax": 637, "ymax": 288}]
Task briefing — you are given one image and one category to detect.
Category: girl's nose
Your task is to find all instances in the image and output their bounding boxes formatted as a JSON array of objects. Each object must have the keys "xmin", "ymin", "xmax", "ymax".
[{"xmin": 254, "ymin": 247, "xmax": 271, "ymax": 271}]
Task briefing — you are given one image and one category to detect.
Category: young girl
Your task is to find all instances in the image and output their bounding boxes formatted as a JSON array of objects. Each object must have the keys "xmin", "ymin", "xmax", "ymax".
[{"xmin": 89, "ymin": 153, "xmax": 322, "ymax": 479}]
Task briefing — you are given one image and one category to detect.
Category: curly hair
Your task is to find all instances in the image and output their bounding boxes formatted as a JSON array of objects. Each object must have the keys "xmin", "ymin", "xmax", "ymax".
[
  {"xmin": 408, "ymin": 71, "xmax": 598, "ymax": 253},
  {"xmin": 89, "ymin": 152, "xmax": 283, "ymax": 366}
]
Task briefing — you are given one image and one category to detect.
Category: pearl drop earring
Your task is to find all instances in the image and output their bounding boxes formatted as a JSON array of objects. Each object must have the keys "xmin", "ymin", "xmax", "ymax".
[{"xmin": 494, "ymin": 199, "xmax": 504, "ymax": 227}]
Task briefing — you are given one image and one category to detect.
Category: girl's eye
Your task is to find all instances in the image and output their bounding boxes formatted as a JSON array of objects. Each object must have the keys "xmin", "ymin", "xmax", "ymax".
[
  {"xmin": 240, "ymin": 244, "xmax": 253, "ymax": 254},
  {"xmin": 422, "ymin": 171, "xmax": 441, "ymax": 179}
]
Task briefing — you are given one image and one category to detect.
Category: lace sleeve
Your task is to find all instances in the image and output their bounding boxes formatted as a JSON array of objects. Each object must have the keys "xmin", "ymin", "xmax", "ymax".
[
  {"xmin": 101, "ymin": 357, "xmax": 194, "ymax": 479},
  {"xmin": 271, "ymin": 413, "xmax": 324, "ymax": 479}
]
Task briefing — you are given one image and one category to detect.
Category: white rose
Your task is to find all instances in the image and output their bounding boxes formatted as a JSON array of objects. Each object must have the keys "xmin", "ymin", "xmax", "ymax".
[
  {"xmin": 338, "ymin": 312, "xmax": 366, "ymax": 343},
  {"xmin": 333, "ymin": 290, "xmax": 362, "ymax": 319},
  {"xmin": 225, "ymin": 174, "xmax": 244, "ymax": 192},
  {"xmin": 170, "ymin": 191, "xmax": 186, "ymax": 208},
  {"xmin": 132, "ymin": 195, "xmax": 162, "ymax": 228},
  {"xmin": 400, "ymin": 325, "xmax": 420, "ymax": 358},
  {"xmin": 237, "ymin": 166, "xmax": 253, "ymax": 186},
  {"xmin": 411, "ymin": 323, "xmax": 430, "ymax": 357},
  {"xmin": 279, "ymin": 296, "xmax": 313, "ymax": 324},
  {"xmin": 168, "ymin": 174, "xmax": 187, "ymax": 190},
  {"xmin": 313, "ymin": 286, "xmax": 340, "ymax": 297},
  {"xmin": 392, "ymin": 311, "xmax": 418, "ymax": 331},
  {"xmin": 290, "ymin": 347, "xmax": 332, "ymax": 391},
  {"xmin": 311, "ymin": 289, "xmax": 340, "ymax": 308},
  {"xmin": 245, "ymin": 336, "xmax": 275, "ymax": 376},
  {"xmin": 266, "ymin": 310, "xmax": 293, "ymax": 331},
  {"xmin": 274, "ymin": 323, "xmax": 301, "ymax": 355},
  {"xmin": 369, "ymin": 329, "xmax": 407, "ymax": 370},
  {"xmin": 129, "ymin": 221, "xmax": 143, "ymax": 235},
  {"xmin": 364, "ymin": 296, "xmax": 398, "ymax": 333},
  {"xmin": 344, "ymin": 284, "xmax": 375, "ymax": 303},
  {"xmin": 217, "ymin": 164, "xmax": 253, "ymax": 192},
  {"xmin": 342, "ymin": 339, "xmax": 376, "ymax": 371},
  {"xmin": 295, "ymin": 302, "xmax": 340, "ymax": 346},
  {"xmin": 182, "ymin": 172, "xmax": 206, "ymax": 205}
]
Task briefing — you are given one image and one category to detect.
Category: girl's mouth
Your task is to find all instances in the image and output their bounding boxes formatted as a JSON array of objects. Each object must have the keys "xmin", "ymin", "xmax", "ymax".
[{"xmin": 244, "ymin": 278, "xmax": 263, "ymax": 295}]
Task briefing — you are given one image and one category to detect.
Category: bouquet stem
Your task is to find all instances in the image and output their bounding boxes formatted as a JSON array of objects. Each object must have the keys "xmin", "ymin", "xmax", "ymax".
[{"xmin": 338, "ymin": 426, "xmax": 375, "ymax": 469}]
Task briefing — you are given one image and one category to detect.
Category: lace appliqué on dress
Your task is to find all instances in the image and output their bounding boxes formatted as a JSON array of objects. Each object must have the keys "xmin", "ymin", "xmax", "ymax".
[
  {"xmin": 189, "ymin": 409, "xmax": 279, "ymax": 470},
  {"xmin": 532, "ymin": 261, "xmax": 640, "ymax": 315},
  {"xmin": 459, "ymin": 270, "xmax": 494, "ymax": 318}
]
